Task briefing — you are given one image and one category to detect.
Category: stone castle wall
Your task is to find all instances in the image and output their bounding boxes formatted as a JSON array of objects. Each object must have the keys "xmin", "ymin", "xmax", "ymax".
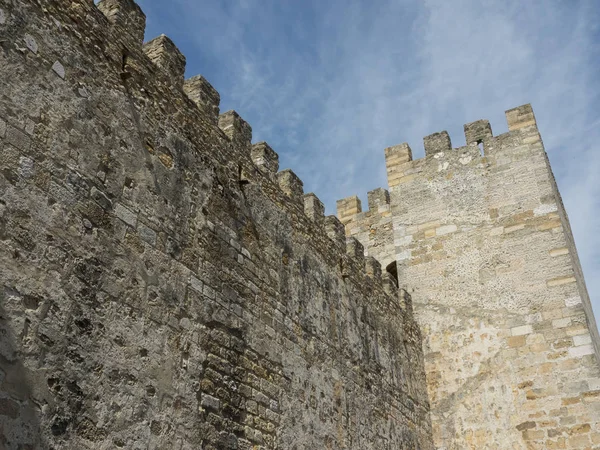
[
  {"xmin": 336, "ymin": 189, "xmax": 396, "ymax": 279},
  {"xmin": 0, "ymin": 1, "xmax": 432, "ymax": 449},
  {"xmin": 342, "ymin": 107, "xmax": 600, "ymax": 448}
]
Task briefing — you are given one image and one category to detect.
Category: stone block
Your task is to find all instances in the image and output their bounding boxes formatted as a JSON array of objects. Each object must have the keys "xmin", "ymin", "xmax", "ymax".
[{"xmin": 424, "ymin": 131, "xmax": 451, "ymax": 156}]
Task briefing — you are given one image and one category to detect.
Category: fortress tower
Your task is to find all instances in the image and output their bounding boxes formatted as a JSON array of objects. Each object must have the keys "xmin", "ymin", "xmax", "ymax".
[
  {"xmin": 340, "ymin": 106, "xmax": 600, "ymax": 448},
  {"xmin": 1, "ymin": 0, "xmax": 599, "ymax": 449}
]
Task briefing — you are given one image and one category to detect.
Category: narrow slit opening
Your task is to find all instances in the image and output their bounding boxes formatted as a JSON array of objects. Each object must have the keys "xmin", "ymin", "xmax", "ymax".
[
  {"xmin": 386, "ymin": 261, "xmax": 399, "ymax": 288},
  {"xmin": 477, "ymin": 140, "xmax": 484, "ymax": 156}
]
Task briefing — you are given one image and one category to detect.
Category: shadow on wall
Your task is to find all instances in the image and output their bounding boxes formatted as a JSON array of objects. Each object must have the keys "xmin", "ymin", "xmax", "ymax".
[
  {"xmin": 0, "ymin": 295, "xmax": 46, "ymax": 449},
  {"xmin": 386, "ymin": 261, "xmax": 399, "ymax": 288}
]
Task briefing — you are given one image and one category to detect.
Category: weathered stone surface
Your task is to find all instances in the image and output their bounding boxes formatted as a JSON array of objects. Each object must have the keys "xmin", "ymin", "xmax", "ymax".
[
  {"xmin": 344, "ymin": 105, "xmax": 600, "ymax": 449},
  {"xmin": 0, "ymin": 1, "xmax": 431, "ymax": 449}
]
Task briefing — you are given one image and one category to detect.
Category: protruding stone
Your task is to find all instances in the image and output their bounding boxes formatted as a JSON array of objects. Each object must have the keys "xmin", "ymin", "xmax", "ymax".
[
  {"xmin": 251, "ymin": 142, "xmax": 279, "ymax": 175},
  {"xmin": 399, "ymin": 289, "xmax": 413, "ymax": 315},
  {"xmin": 424, "ymin": 131, "xmax": 451, "ymax": 156},
  {"xmin": 218, "ymin": 110, "xmax": 252, "ymax": 149},
  {"xmin": 97, "ymin": 0, "xmax": 146, "ymax": 51},
  {"xmin": 324, "ymin": 215, "xmax": 345, "ymax": 248},
  {"xmin": 385, "ymin": 143, "xmax": 412, "ymax": 187},
  {"xmin": 184, "ymin": 75, "xmax": 220, "ymax": 124},
  {"xmin": 336, "ymin": 195, "xmax": 361, "ymax": 225},
  {"xmin": 365, "ymin": 256, "xmax": 382, "ymax": 279},
  {"xmin": 383, "ymin": 272, "xmax": 398, "ymax": 296},
  {"xmin": 346, "ymin": 237, "xmax": 365, "ymax": 267},
  {"xmin": 304, "ymin": 193, "xmax": 324, "ymax": 223},
  {"xmin": 277, "ymin": 169, "xmax": 303, "ymax": 202},
  {"xmin": 367, "ymin": 188, "xmax": 389, "ymax": 211},
  {"xmin": 24, "ymin": 34, "xmax": 38, "ymax": 54},
  {"xmin": 52, "ymin": 61, "xmax": 65, "ymax": 79},
  {"xmin": 143, "ymin": 35, "xmax": 186, "ymax": 87}
]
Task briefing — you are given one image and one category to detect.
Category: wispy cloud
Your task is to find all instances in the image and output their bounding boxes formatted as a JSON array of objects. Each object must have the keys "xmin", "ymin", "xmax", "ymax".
[{"xmin": 139, "ymin": 0, "xmax": 600, "ymax": 321}]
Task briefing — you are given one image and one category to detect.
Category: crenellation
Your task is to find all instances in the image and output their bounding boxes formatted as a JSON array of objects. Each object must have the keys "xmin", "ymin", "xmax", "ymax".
[
  {"xmin": 303, "ymin": 193, "xmax": 324, "ymax": 223},
  {"xmin": 218, "ymin": 110, "xmax": 252, "ymax": 148},
  {"xmin": 506, "ymin": 103, "xmax": 538, "ymax": 131},
  {"xmin": 183, "ymin": 75, "xmax": 221, "ymax": 124},
  {"xmin": 346, "ymin": 237, "xmax": 365, "ymax": 263},
  {"xmin": 382, "ymin": 271, "xmax": 399, "ymax": 297},
  {"xmin": 367, "ymin": 187, "xmax": 390, "ymax": 211},
  {"xmin": 251, "ymin": 141, "xmax": 279, "ymax": 175},
  {"xmin": 143, "ymin": 35, "xmax": 186, "ymax": 87},
  {"xmin": 464, "ymin": 119, "xmax": 493, "ymax": 152},
  {"xmin": 385, "ymin": 142, "xmax": 413, "ymax": 187},
  {"xmin": 97, "ymin": 0, "xmax": 146, "ymax": 51},
  {"xmin": 276, "ymin": 168, "xmax": 303, "ymax": 202},
  {"xmin": 336, "ymin": 195, "xmax": 362, "ymax": 225},
  {"xmin": 399, "ymin": 289, "xmax": 414, "ymax": 315},
  {"xmin": 324, "ymin": 215, "xmax": 346, "ymax": 248},
  {"xmin": 423, "ymin": 130, "xmax": 452, "ymax": 156},
  {"xmin": 341, "ymin": 103, "xmax": 600, "ymax": 450},
  {"xmin": 2, "ymin": 1, "xmax": 597, "ymax": 448},
  {"xmin": 365, "ymin": 256, "xmax": 382, "ymax": 279}
]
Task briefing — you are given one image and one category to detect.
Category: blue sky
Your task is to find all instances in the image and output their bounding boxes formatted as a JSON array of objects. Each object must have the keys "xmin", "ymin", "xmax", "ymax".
[{"xmin": 138, "ymin": 0, "xmax": 600, "ymax": 325}]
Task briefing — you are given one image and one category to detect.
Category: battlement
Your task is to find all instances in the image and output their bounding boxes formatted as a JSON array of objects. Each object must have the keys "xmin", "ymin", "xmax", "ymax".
[
  {"xmin": 0, "ymin": 0, "xmax": 408, "ymax": 321},
  {"xmin": 335, "ymin": 187, "xmax": 396, "ymax": 283},
  {"xmin": 97, "ymin": 0, "xmax": 145, "ymax": 51},
  {"xmin": 384, "ymin": 103, "xmax": 540, "ymax": 188},
  {"xmin": 10, "ymin": 2, "xmax": 598, "ymax": 449},
  {"xmin": 0, "ymin": 2, "xmax": 433, "ymax": 448},
  {"xmin": 183, "ymin": 75, "xmax": 221, "ymax": 124},
  {"xmin": 143, "ymin": 35, "xmax": 186, "ymax": 87},
  {"xmin": 336, "ymin": 187, "xmax": 391, "ymax": 223}
]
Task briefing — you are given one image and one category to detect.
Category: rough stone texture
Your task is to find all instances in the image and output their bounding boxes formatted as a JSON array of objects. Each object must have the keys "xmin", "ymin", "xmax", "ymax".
[
  {"xmin": 344, "ymin": 104, "xmax": 600, "ymax": 448},
  {"xmin": 337, "ymin": 189, "xmax": 396, "ymax": 276},
  {"xmin": 143, "ymin": 35, "xmax": 187, "ymax": 87},
  {"xmin": 183, "ymin": 75, "xmax": 221, "ymax": 126},
  {"xmin": 0, "ymin": 1, "xmax": 432, "ymax": 449},
  {"xmin": 423, "ymin": 131, "xmax": 451, "ymax": 157}
]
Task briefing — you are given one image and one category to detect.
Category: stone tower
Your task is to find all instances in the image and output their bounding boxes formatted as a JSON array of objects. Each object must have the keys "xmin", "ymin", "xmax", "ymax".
[
  {"xmin": 1, "ymin": 0, "xmax": 599, "ymax": 448},
  {"xmin": 340, "ymin": 105, "xmax": 600, "ymax": 448}
]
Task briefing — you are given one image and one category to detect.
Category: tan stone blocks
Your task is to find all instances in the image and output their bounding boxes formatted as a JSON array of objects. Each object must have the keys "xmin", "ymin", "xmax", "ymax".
[
  {"xmin": 566, "ymin": 324, "xmax": 589, "ymax": 337},
  {"xmin": 547, "ymin": 276, "xmax": 577, "ymax": 287},
  {"xmin": 544, "ymin": 309, "xmax": 564, "ymax": 321},
  {"xmin": 385, "ymin": 143, "xmax": 414, "ymax": 187},
  {"xmin": 512, "ymin": 325, "xmax": 533, "ymax": 336},
  {"xmin": 538, "ymin": 217, "xmax": 563, "ymax": 231},
  {"xmin": 508, "ymin": 335, "xmax": 526, "ymax": 348},
  {"xmin": 568, "ymin": 345, "xmax": 595, "ymax": 358},
  {"xmin": 573, "ymin": 334, "xmax": 592, "ymax": 347},
  {"xmin": 565, "ymin": 296, "xmax": 582, "ymax": 307},
  {"xmin": 552, "ymin": 338, "xmax": 573, "ymax": 350},
  {"xmin": 545, "ymin": 437, "xmax": 566, "ymax": 449},
  {"xmin": 436, "ymin": 224, "xmax": 457, "ymax": 236},
  {"xmin": 417, "ymin": 220, "xmax": 441, "ymax": 231},
  {"xmin": 552, "ymin": 318, "xmax": 572, "ymax": 329},
  {"xmin": 336, "ymin": 195, "xmax": 361, "ymax": 224},
  {"xmin": 506, "ymin": 104, "xmax": 537, "ymax": 131},
  {"xmin": 504, "ymin": 223, "xmax": 526, "ymax": 234},
  {"xmin": 490, "ymin": 226, "xmax": 504, "ymax": 236},
  {"xmin": 567, "ymin": 433, "xmax": 590, "ymax": 447},
  {"xmin": 549, "ymin": 247, "xmax": 569, "ymax": 257}
]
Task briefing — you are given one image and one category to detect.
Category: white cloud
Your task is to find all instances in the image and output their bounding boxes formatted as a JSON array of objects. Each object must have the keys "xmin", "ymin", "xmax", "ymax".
[{"xmin": 140, "ymin": 0, "xmax": 600, "ymax": 324}]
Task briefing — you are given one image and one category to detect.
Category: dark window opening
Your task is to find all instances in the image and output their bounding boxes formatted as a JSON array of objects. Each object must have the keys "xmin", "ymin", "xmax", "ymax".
[{"xmin": 386, "ymin": 261, "xmax": 399, "ymax": 288}]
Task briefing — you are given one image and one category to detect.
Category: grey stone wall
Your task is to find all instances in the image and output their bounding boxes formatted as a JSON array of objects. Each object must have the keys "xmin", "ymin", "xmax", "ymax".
[{"xmin": 0, "ymin": 1, "xmax": 432, "ymax": 449}]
